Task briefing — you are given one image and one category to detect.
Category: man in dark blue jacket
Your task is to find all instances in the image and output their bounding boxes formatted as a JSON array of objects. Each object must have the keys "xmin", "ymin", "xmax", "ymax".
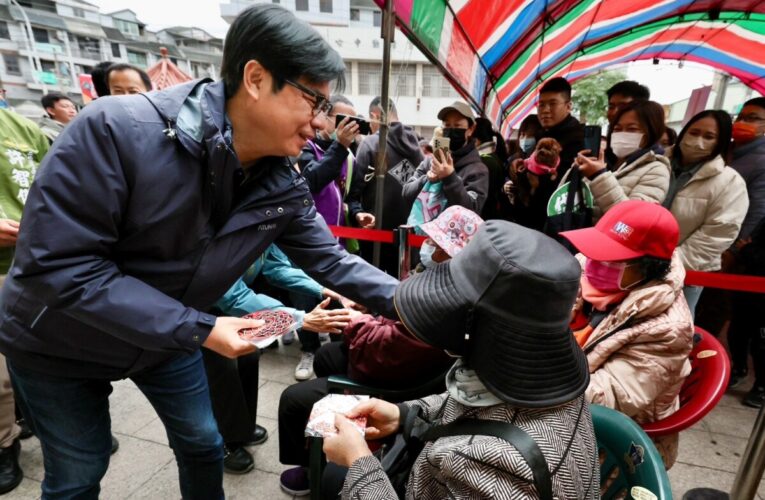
[{"xmin": 0, "ymin": 5, "xmax": 397, "ymax": 499}]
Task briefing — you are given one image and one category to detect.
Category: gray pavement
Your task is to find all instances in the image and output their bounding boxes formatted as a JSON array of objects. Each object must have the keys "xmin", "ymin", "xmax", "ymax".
[{"xmin": 4, "ymin": 340, "xmax": 764, "ymax": 499}]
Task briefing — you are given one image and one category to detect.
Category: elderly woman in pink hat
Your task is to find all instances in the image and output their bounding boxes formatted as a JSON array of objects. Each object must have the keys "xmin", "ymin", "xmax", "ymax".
[{"xmin": 277, "ymin": 206, "xmax": 484, "ymax": 497}]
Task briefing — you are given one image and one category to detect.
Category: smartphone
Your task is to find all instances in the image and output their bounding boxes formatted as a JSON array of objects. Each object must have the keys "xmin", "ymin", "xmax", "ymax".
[
  {"xmin": 335, "ymin": 114, "xmax": 371, "ymax": 135},
  {"xmin": 583, "ymin": 125, "xmax": 602, "ymax": 159},
  {"xmin": 432, "ymin": 136, "xmax": 450, "ymax": 155}
]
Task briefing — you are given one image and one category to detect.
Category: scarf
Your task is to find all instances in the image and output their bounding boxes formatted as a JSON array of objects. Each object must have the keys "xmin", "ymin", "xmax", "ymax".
[{"xmin": 446, "ymin": 359, "xmax": 503, "ymax": 407}]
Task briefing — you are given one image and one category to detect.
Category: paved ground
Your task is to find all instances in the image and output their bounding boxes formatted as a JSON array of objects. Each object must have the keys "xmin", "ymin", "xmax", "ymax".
[{"xmin": 4, "ymin": 339, "xmax": 764, "ymax": 499}]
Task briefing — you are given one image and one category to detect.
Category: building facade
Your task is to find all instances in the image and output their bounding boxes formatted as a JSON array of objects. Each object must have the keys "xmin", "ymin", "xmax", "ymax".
[
  {"xmin": 220, "ymin": 0, "xmax": 459, "ymax": 138},
  {"xmin": 0, "ymin": 0, "xmax": 223, "ymax": 118}
]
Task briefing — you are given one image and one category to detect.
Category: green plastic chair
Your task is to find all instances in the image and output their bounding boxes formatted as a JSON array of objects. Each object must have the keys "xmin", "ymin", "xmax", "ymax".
[{"xmin": 591, "ymin": 404, "xmax": 673, "ymax": 500}]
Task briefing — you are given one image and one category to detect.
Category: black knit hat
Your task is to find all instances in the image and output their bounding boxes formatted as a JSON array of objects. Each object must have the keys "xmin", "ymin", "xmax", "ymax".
[{"xmin": 394, "ymin": 220, "xmax": 589, "ymax": 408}]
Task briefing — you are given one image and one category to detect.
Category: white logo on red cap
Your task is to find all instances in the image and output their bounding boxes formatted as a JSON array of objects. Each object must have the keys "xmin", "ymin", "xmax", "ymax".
[{"xmin": 612, "ymin": 222, "xmax": 634, "ymax": 240}]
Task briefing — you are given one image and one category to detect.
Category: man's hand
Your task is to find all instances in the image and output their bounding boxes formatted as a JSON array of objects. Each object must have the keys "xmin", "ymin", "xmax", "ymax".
[
  {"xmin": 430, "ymin": 149, "xmax": 454, "ymax": 180},
  {"xmin": 335, "ymin": 116, "xmax": 360, "ymax": 148},
  {"xmin": 303, "ymin": 297, "xmax": 353, "ymax": 334},
  {"xmin": 0, "ymin": 219, "xmax": 20, "ymax": 247},
  {"xmin": 202, "ymin": 317, "xmax": 262, "ymax": 358},
  {"xmin": 323, "ymin": 414, "xmax": 372, "ymax": 468},
  {"xmin": 355, "ymin": 212, "xmax": 375, "ymax": 229},
  {"xmin": 347, "ymin": 398, "xmax": 400, "ymax": 440}
]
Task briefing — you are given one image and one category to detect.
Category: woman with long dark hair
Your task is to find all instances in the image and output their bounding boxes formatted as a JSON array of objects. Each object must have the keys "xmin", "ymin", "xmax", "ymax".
[{"xmin": 663, "ymin": 109, "xmax": 748, "ymax": 314}]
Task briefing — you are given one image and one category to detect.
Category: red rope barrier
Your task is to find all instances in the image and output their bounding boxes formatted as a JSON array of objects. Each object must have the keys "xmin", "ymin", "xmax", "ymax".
[{"xmin": 328, "ymin": 226, "xmax": 765, "ymax": 293}]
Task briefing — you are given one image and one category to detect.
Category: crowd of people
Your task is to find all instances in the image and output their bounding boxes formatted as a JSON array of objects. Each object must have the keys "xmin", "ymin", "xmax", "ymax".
[{"xmin": 0, "ymin": 2, "xmax": 763, "ymax": 499}]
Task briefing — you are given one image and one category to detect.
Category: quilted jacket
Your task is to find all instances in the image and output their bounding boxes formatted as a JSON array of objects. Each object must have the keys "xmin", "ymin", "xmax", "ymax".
[
  {"xmin": 342, "ymin": 393, "xmax": 599, "ymax": 499},
  {"xmin": 576, "ymin": 253, "xmax": 694, "ymax": 467}
]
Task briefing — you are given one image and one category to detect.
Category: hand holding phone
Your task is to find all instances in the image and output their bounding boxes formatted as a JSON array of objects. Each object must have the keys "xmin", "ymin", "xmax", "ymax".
[{"xmin": 335, "ymin": 114, "xmax": 371, "ymax": 136}]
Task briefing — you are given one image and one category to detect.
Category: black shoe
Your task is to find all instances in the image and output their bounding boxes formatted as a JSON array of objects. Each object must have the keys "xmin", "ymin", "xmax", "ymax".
[
  {"xmin": 0, "ymin": 439, "xmax": 22, "ymax": 494},
  {"xmin": 16, "ymin": 419, "xmax": 32, "ymax": 440},
  {"xmin": 110, "ymin": 435, "xmax": 119, "ymax": 455},
  {"xmin": 743, "ymin": 386, "xmax": 765, "ymax": 408},
  {"xmin": 223, "ymin": 444, "xmax": 254, "ymax": 474},
  {"xmin": 243, "ymin": 425, "xmax": 268, "ymax": 446},
  {"xmin": 728, "ymin": 368, "xmax": 748, "ymax": 389}
]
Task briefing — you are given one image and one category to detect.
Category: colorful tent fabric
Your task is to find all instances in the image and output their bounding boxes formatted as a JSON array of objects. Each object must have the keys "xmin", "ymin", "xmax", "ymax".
[
  {"xmin": 376, "ymin": 0, "xmax": 765, "ymax": 131},
  {"xmin": 147, "ymin": 47, "xmax": 193, "ymax": 91}
]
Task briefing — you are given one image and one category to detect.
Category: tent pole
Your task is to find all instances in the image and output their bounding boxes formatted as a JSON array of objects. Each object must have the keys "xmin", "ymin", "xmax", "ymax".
[{"xmin": 372, "ymin": 0, "xmax": 394, "ymax": 269}]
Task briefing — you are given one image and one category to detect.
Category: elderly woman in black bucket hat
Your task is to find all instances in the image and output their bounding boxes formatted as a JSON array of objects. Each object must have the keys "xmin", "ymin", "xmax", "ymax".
[{"xmin": 322, "ymin": 220, "xmax": 599, "ymax": 499}]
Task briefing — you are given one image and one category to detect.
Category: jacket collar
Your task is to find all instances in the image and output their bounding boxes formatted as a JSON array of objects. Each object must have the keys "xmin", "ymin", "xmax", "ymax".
[{"xmin": 666, "ymin": 147, "xmax": 727, "ymax": 182}]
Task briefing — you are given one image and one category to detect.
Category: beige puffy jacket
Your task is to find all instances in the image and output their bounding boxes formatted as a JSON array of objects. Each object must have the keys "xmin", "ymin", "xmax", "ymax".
[
  {"xmin": 576, "ymin": 253, "xmax": 694, "ymax": 468},
  {"xmin": 558, "ymin": 150, "xmax": 671, "ymax": 221},
  {"xmin": 666, "ymin": 151, "xmax": 749, "ymax": 271}
]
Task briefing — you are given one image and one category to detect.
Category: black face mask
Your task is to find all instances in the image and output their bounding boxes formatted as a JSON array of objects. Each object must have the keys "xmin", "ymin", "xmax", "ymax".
[{"xmin": 442, "ymin": 127, "xmax": 468, "ymax": 151}]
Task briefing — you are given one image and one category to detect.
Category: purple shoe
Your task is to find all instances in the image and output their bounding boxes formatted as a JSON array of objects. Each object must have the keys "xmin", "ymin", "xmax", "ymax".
[{"xmin": 280, "ymin": 466, "xmax": 310, "ymax": 497}]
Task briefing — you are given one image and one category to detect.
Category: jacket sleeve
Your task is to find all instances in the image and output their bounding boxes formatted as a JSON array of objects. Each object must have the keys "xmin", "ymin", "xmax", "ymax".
[
  {"xmin": 441, "ymin": 163, "xmax": 490, "ymax": 213},
  {"xmin": 679, "ymin": 173, "xmax": 749, "ymax": 271},
  {"xmin": 345, "ymin": 316, "xmax": 412, "ymax": 381},
  {"xmin": 298, "ymin": 141, "xmax": 350, "ymax": 194},
  {"xmin": 214, "ymin": 278, "xmax": 305, "ymax": 328},
  {"xmin": 739, "ymin": 167, "xmax": 765, "ymax": 239},
  {"xmin": 401, "ymin": 158, "xmax": 430, "ymax": 207},
  {"xmin": 11, "ymin": 101, "xmax": 215, "ymax": 352},
  {"xmin": 262, "ymin": 245, "xmax": 324, "ymax": 298},
  {"xmin": 590, "ymin": 162, "xmax": 670, "ymax": 214},
  {"xmin": 276, "ymin": 199, "xmax": 399, "ymax": 318},
  {"xmin": 342, "ymin": 455, "xmax": 399, "ymax": 500},
  {"xmin": 345, "ymin": 159, "xmax": 366, "ymax": 223}
]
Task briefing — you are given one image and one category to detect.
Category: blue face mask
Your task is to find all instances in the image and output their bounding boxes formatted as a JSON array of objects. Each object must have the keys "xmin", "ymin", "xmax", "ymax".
[
  {"xmin": 420, "ymin": 242, "xmax": 437, "ymax": 268},
  {"xmin": 519, "ymin": 137, "xmax": 536, "ymax": 154}
]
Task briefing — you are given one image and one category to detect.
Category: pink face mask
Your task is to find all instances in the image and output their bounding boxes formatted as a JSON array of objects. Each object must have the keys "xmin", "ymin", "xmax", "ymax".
[{"xmin": 584, "ymin": 259, "xmax": 629, "ymax": 292}]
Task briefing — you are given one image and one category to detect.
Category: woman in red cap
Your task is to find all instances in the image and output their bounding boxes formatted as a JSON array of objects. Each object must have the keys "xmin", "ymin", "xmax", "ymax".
[{"xmin": 561, "ymin": 199, "xmax": 695, "ymax": 469}]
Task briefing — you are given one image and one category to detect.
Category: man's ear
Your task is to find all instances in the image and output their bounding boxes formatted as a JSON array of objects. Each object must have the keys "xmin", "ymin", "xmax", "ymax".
[
  {"xmin": 566, "ymin": 99, "xmax": 573, "ymax": 113},
  {"xmin": 45, "ymin": 107, "xmax": 55, "ymax": 118},
  {"xmin": 241, "ymin": 60, "xmax": 268, "ymax": 101}
]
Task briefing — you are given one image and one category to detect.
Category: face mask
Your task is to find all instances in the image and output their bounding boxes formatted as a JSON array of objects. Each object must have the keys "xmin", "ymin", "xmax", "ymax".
[
  {"xmin": 733, "ymin": 122, "xmax": 758, "ymax": 143},
  {"xmin": 420, "ymin": 242, "xmax": 437, "ymax": 269},
  {"xmin": 442, "ymin": 128, "xmax": 468, "ymax": 151},
  {"xmin": 584, "ymin": 259, "xmax": 636, "ymax": 292},
  {"xmin": 679, "ymin": 134, "xmax": 714, "ymax": 164},
  {"xmin": 610, "ymin": 132, "xmax": 644, "ymax": 158},
  {"xmin": 519, "ymin": 137, "xmax": 536, "ymax": 154}
]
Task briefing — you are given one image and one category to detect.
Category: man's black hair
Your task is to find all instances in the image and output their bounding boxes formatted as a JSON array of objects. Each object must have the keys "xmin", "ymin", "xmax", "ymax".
[
  {"xmin": 41, "ymin": 93, "xmax": 73, "ymax": 117},
  {"xmin": 369, "ymin": 96, "xmax": 397, "ymax": 116},
  {"xmin": 539, "ymin": 77, "xmax": 572, "ymax": 100},
  {"xmin": 330, "ymin": 94, "xmax": 354, "ymax": 107},
  {"xmin": 743, "ymin": 97, "xmax": 765, "ymax": 111},
  {"xmin": 607, "ymin": 80, "xmax": 650, "ymax": 101},
  {"xmin": 472, "ymin": 117, "xmax": 495, "ymax": 143},
  {"xmin": 105, "ymin": 63, "xmax": 153, "ymax": 92},
  {"xmin": 90, "ymin": 61, "xmax": 113, "ymax": 97},
  {"xmin": 676, "ymin": 109, "xmax": 733, "ymax": 165},
  {"xmin": 221, "ymin": 4, "xmax": 345, "ymax": 97}
]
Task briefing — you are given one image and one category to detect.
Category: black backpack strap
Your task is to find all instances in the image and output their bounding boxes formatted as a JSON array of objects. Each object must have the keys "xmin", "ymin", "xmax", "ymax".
[{"xmin": 420, "ymin": 419, "xmax": 553, "ymax": 500}]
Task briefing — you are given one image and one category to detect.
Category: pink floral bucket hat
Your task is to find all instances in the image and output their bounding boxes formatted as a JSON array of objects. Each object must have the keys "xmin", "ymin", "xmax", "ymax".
[{"xmin": 418, "ymin": 206, "xmax": 484, "ymax": 257}]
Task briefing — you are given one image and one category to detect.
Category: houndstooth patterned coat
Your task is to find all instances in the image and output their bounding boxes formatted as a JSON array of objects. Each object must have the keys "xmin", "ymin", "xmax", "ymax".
[{"xmin": 341, "ymin": 393, "xmax": 599, "ymax": 499}]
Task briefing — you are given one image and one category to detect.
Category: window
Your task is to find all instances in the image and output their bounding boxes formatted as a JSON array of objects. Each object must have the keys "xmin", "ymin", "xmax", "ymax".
[
  {"xmin": 111, "ymin": 42, "xmax": 121, "ymax": 58},
  {"xmin": 319, "ymin": 0, "xmax": 332, "ymax": 13},
  {"xmin": 32, "ymin": 27, "xmax": 50, "ymax": 44},
  {"xmin": 422, "ymin": 65, "xmax": 458, "ymax": 98},
  {"xmin": 126, "ymin": 49, "xmax": 147, "ymax": 67},
  {"xmin": 114, "ymin": 19, "xmax": 140, "ymax": 37},
  {"xmin": 72, "ymin": 7, "xmax": 85, "ymax": 18},
  {"xmin": 373, "ymin": 11, "xmax": 382, "ymax": 27},
  {"xmin": 391, "ymin": 64, "xmax": 416, "ymax": 97},
  {"xmin": 350, "ymin": 8, "xmax": 360, "ymax": 21},
  {"xmin": 295, "ymin": 0, "xmax": 308, "ymax": 11},
  {"xmin": 358, "ymin": 62, "xmax": 382, "ymax": 95},
  {"xmin": 40, "ymin": 59, "xmax": 55, "ymax": 73},
  {"xmin": 3, "ymin": 54, "xmax": 21, "ymax": 75},
  {"xmin": 0, "ymin": 21, "xmax": 9, "ymax": 40}
]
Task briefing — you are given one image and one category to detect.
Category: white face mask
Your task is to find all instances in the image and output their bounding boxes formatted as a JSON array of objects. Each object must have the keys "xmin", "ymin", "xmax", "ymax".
[
  {"xmin": 610, "ymin": 132, "xmax": 644, "ymax": 158},
  {"xmin": 420, "ymin": 242, "xmax": 437, "ymax": 268},
  {"xmin": 679, "ymin": 134, "xmax": 715, "ymax": 164},
  {"xmin": 519, "ymin": 137, "xmax": 536, "ymax": 154}
]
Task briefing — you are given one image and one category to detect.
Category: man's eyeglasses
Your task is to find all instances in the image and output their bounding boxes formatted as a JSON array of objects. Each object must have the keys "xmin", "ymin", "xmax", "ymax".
[
  {"xmin": 284, "ymin": 79, "xmax": 332, "ymax": 117},
  {"xmin": 738, "ymin": 114, "xmax": 765, "ymax": 124}
]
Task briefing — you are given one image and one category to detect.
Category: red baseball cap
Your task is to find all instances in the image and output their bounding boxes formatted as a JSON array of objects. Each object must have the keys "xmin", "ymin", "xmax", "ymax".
[{"xmin": 560, "ymin": 200, "xmax": 679, "ymax": 261}]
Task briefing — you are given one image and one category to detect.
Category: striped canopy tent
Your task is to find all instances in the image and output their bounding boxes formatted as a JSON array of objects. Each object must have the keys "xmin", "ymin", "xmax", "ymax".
[
  {"xmin": 147, "ymin": 47, "xmax": 193, "ymax": 91},
  {"xmin": 375, "ymin": 0, "xmax": 765, "ymax": 132}
]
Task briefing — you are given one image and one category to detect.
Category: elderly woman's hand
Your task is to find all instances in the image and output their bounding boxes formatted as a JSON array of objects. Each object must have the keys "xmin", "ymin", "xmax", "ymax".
[
  {"xmin": 323, "ymin": 414, "xmax": 373, "ymax": 468},
  {"xmin": 347, "ymin": 398, "xmax": 400, "ymax": 440}
]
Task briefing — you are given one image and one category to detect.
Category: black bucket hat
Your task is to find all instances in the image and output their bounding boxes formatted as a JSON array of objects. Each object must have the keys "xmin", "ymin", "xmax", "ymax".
[{"xmin": 394, "ymin": 220, "xmax": 589, "ymax": 408}]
